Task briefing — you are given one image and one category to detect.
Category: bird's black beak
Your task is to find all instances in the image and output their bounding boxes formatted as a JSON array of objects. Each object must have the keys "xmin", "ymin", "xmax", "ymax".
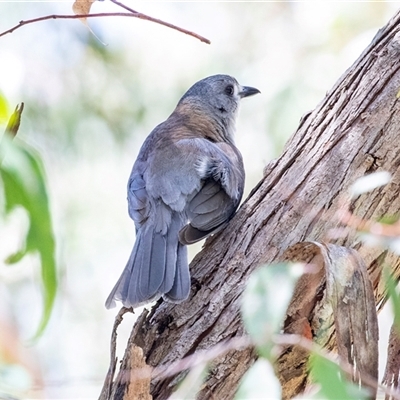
[{"xmin": 239, "ymin": 86, "xmax": 261, "ymax": 98}]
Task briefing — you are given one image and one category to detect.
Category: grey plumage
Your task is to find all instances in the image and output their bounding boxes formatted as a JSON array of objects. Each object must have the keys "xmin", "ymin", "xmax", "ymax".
[{"xmin": 106, "ymin": 74, "xmax": 260, "ymax": 309}]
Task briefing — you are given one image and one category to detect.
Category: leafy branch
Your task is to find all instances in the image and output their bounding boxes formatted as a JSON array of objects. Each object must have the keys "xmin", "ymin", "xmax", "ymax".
[{"xmin": 0, "ymin": 103, "xmax": 58, "ymax": 339}]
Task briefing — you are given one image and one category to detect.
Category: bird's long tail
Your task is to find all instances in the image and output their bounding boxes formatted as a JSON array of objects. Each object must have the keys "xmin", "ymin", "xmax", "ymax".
[{"xmin": 105, "ymin": 214, "xmax": 190, "ymax": 309}]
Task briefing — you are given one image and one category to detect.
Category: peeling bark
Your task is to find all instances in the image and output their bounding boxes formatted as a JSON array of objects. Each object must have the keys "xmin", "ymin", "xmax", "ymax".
[
  {"xmin": 104, "ymin": 10, "xmax": 400, "ymax": 400},
  {"xmin": 383, "ymin": 324, "xmax": 400, "ymax": 400},
  {"xmin": 280, "ymin": 243, "xmax": 379, "ymax": 399}
]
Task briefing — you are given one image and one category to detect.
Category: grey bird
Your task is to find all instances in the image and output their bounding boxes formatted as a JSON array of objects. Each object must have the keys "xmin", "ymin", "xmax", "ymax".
[{"xmin": 105, "ymin": 74, "xmax": 260, "ymax": 309}]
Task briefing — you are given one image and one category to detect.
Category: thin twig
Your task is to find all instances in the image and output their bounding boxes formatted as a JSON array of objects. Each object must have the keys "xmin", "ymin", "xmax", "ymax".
[
  {"xmin": 326, "ymin": 194, "xmax": 400, "ymax": 240},
  {"xmin": 114, "ymin": 335, "xmax": 252, "ymax": 386},
  {"xmin": 119, "ymin": 332, "xmax": 400, "ymax": 400},
  {"xmin": 109, "ymin": 0, "xmax": 141, "ymax": 15},
  {"xmin": 152, "ymin": 336, "xmax": 252, "ymax": 380},
  {"xmin": 275, "ymin": 334, "xmax": 400, "ymax": 400},
  {"xmin": 0, "ymin": 12, "xmax": 211, "ymax": 44},
  {"xmin": 156, "ymin": 332, "xmax": 400, "ymax": 400},
  {"xmin": 109, "ymin": 0, "xmax": 211, "ymax": 44},
  {"xmin": 99, "ymin": 306, "xmax": 133, "ymax": 400}
]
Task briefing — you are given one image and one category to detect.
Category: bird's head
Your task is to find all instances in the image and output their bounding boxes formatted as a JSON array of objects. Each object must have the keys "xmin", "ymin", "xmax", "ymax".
[{"xmin": 178, "ymin": 74, "xmax": 260, "ymax": 143}]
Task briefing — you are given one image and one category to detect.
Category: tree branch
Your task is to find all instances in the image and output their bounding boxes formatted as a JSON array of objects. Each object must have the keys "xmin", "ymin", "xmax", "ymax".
[
  {"xmin": 0, "ymin": 11, "xmax": 211, "ymax": 44},
  {"xmin": 105, "ymin": 9, "xmax": 400, "ymax": 399},
  {"xmin": 105, "ymin": 327, "xmax": 400, "ymax": 400},
  {"xmin": 99, "ymin": 307, "xmax": 133, "ymax": 400}
]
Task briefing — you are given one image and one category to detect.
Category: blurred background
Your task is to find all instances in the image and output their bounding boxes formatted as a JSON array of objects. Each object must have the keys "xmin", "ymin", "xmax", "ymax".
[{"xmin": 0, "ymin": 1, "xmax": 398, "ymax": 398}]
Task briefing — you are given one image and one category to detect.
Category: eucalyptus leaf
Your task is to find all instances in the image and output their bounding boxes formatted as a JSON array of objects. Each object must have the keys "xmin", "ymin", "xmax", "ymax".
[
  {"xmin": 0, "ymin": 111, "xmax": 57, "ymax": 338},
  {"xmin": 170, "ymin": 362, "xmax": 208, "ymax": 400},
  {"xmin": 310, "ymin": 353, "xmax": 369, "ymax": 400},
  {"xmin": 235, "ymin": 359, "xmax": 281, "ymax": 399},
  {"xmin": 384, "ymin": 267, "xmax": 400, "ymax": 331},
  {"xmin": 241, "ymin": 262, "xmax": 303, "ymax": 358},
  {"xmin": 0, "ymin": 93, "xmax": 9, "ymax": 124},
  {"xmin": 350, "ymin": 171, "xmax": 391, "ymax": 198}
]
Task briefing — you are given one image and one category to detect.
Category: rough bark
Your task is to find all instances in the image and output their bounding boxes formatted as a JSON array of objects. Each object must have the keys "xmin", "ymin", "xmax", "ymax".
[
  {"xmin": 106, "ymin": 10, "xmax": 400, "ymax": 400},
  {"xmin": 383, "ymin": 324, "xmax": 400, "ymax": 399},
  {"xmin": 279, "ymin": 242, "xmax": 379, "ymax": 398}
]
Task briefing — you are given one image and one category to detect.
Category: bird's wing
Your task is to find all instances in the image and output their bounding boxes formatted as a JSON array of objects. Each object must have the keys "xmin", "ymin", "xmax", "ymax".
[
  {"xmin": 179, "ymin": 178, "xmax": 237, "ymax": 244},
  {"xmin": 127, "ymin": 137, "xmax": 244, "ymax": 243},
  {"xmin": 126, "ymin": 137, "xmax": 203, "ymax": 232},
  {"xmin": 175, "ymin": 139, "xmax": 245, "ymax": 245},
  {"xmin": 127, "ymin": 173, "xmax": 150, "ymax": 228}
]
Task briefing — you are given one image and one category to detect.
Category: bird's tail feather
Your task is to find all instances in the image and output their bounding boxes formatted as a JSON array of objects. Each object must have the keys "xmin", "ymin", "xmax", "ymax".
[
  {"xmin": 164, "ymin": 244, "xmax": 190, "ymax": 302},
  {"xmin": 105, "ymin": 214, "xmax": 190, "ymax": 309}
]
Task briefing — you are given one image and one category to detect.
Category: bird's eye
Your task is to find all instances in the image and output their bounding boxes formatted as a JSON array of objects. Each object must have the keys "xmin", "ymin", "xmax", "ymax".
[{"xmin": 225, "ymin": 84, "xmax": 234, "ymax": 96}]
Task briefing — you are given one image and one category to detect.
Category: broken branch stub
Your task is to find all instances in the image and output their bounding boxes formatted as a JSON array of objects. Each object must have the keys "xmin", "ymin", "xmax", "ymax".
[{"xmin": 280, "ymin": 242, "xmax": 378, "ymax": 399}]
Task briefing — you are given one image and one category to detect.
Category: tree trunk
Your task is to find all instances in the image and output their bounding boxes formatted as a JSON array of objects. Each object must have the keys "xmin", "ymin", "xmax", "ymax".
[{"xmin": 103, "ymin": 10, "xmax": 400, "ymax": 400}]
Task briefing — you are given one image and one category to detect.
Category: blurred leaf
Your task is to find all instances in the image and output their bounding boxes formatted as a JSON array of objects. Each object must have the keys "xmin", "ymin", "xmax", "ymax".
[
  {"xmin": 0, "ymin": 93, "xmax": 9, "ymax": 124},
  {"xmin": 384, "ymin": 267, "xmax": 400, "ymax": 331},
  {"xmin": 388, "ymin": 238, "xmax": 400, "ymax": 255},
  {"xmin": 170, "ymin": 362, "xmax": 209, "ymax": 400},
  {"xmin": 0, "ymin": 362, "xmax": 32, "ymax": 393},
  {"xmin": 241, "ymin": 263, "xmax": 303, "ymax": 358},
  {"xmin": 350, "ymin": 171, "xmax": 391, "ymax": 198},
  {"xmin": 72, "ymin": 0, "xmax": 105, "ymax": 44},
  {"xmin": 378, "ymin": 214, "xmax": 400, "ymax": 225},
  {"xmin": 4, "ymin": 103, "xmax": 24, "ymax": 139},
  {"xmin": 235, "ymin": 359, "xmax": 281, "ymax": 400},
  {"xmin": 309, "ymin": 353, "xmax": 369, "ymax": 400},
  {"xmin": 5, "ymin": 249, "xmax": 25, "ymax": 264},
  {"xmin": 0, "ymin": 133, "xmax": 57, "ymax": 339},
  {"xmin": 0, "ymin": 103, "xmax": 24, "ymax": 164},
  {"xmin": 72, "ymin": 0, "xmax": 96, "ymax": 20},
  {"xmin": 358, "ymin": 232, "xmax": 400, "ymax": 256}
]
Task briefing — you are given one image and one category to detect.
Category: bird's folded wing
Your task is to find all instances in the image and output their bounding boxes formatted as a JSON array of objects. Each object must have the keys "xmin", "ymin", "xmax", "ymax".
[
  {"xmin": 173, "ymin": 138, "xmax": 244, "ymax": 244},
  {"xmin": 127, "ymin": 174, "xmax": 150, "ymax": 226},
  {"xmin": 127, "ymin": 137, "xmax": 243, "ymax": 243}
]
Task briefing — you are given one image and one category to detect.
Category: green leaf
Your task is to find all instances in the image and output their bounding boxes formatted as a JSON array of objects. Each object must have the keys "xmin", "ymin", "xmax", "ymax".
[
  {"xmin": 0, "ymin": 92, "xmax": 9, "ymax": 124},
  {"xmin": 5, "ymin": 249, "xmax": 26, "ymax": 264},
  {"xmin": 0, "ymin": 134, "xmax": 57, "ymax": 339},
  {"xmin": 309, "ymin": 353, "xmax": 369, "ymax": 400},
  {"xmin": 378, "ymin": 214, "xmax": 400, "ymax": 225},
  {"xmin": 4, "ymin": 103, "xmax": 24, "ymax": 138},
  {"xmin": 235, "ymin": 359, "xmax": 281, "ymax": 399},
  {"xmin": 383, "ymin": 267, "xmax": 400, "ymax": 331},
  {"xmin": 241, "ymin": 262, "xmax": 303, "ymax": 358},
  {"xmin": 170, "ymin": 363, "xmax": 209, "ymax": 400}
]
